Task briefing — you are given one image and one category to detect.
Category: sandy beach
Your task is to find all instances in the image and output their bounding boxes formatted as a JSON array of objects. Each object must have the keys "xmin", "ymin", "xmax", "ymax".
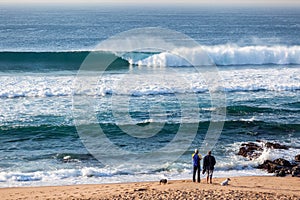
[{"xmin": 1, "ymin": 176, "xmax": 299, "ymax": 200}]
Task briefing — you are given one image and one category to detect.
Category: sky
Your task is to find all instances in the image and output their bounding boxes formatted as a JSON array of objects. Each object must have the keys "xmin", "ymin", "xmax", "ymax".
[{"xmin": 1, "ymin": 0, "xmax": 300, "ymax": 6}]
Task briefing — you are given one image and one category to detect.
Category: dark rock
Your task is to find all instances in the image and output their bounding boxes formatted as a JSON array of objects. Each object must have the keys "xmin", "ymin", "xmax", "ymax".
[
  {"xmin": 238, "ymin": 142, "xmax": 262, "ymax": 159},
  {"xmin": 256, "ymin": 159, "xmax": 292, "ymax": 175},
  {"xmin": 292, "ymin": 165, "xmax": 300, "ymax": 171},
  {"xmin": 276, "ymin": 169, "xmax": 286, "ymax": 177},
  {"xmin": 238, "ymin": 141, "xmax": 288, "ymax": 160},
  {"xmin": 241, "ymin": 142, "xmax": 262, "ymax": 151},
  {"xmin": 257, "ymin": 160, "xmax": 282, "ymax": 173},
  {"xmin": 237, "ymin": 141, "xmax": 294, "ymax": 176},
  {"xmin": 273, "ymin": 158, "xmax": 291, "ymax": 167},
  {"xmin": 257, "ymin": 160, "xmax": 272, "ymax": 169},
  {"xmin": 268, "ymin": 163, "xmax": 283, "ymax": 173},
  {"xmin": 291, "ymin": 165, "xmax": 300, "ymax": 177},
  {"xmin": 257, "ymin": 158, "xmax": 294, "ymax": 176},
  {"xmin": 237, "ymin": 147, "xmax": 248, "ymax": 157},
  {"xmin": 265, "ymin": 142, "xmax": 288, "ymax": 150}
]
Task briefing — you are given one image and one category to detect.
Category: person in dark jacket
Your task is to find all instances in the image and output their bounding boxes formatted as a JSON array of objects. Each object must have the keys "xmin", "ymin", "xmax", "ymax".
[
  {"xmin": 202, "ymin": 150, "xmax": 216, "ymax": 184},
  {"xmin": 192, "ymin": 149, "xmax": 202, "ymax": 183}
]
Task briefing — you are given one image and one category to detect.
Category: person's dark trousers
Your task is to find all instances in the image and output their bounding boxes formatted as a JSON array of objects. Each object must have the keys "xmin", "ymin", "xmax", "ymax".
[{"xmin": 193, "ymin": 166, "xmax": 200, "ymax": 182}]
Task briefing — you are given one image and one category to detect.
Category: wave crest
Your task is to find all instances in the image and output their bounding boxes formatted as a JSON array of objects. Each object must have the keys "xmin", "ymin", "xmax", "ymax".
[{"xmin": 127, "ymin": 45, "xmax": 300, "ymax": 66}]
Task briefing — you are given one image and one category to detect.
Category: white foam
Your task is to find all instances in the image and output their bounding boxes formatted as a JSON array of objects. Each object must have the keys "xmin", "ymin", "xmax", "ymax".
[
  {"xmin": 1, "ymin": 138, "xmax": 299, "ymax": 187},
  {"xmin": 134, "ymin": 52, "xmax": 190, "ymax": 67},
  {"xmin": 0, "ymin": 66, "xmax": 299, "ymax": 127},
  {"xmin": 129, "ymin": 45, "xmax": 300, "ymax": 66},
  {"xmin": 0, "ymin": 165, "xmax": 268, "ymax": 188},
  {"xmin": 205, "ymin": 45, "xmax": 300, "ymax": 66},
  {"xmin": 1, "ymin": 65, "xmax": 299, "ymax": 100}
]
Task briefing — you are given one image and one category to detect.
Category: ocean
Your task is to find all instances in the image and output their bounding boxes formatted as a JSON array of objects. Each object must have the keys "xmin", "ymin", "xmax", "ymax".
[{"xmin": 0, "ymin": 5, "xmax": 299, "ymax": 187}]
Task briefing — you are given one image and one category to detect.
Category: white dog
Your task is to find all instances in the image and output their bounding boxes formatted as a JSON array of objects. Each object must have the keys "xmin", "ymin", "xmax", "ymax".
[{"xmin": 220, "ymin": 178, "xmax": 231, "ymax": 186}]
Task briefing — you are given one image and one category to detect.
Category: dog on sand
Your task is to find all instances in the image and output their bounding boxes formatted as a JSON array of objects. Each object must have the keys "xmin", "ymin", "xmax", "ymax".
[
  {"xmin": 220, "ymin": 178, "xmax": 231, "ymax": 186},
  {"xmin": 159, "ymin": 179, "xmax": 168, "ymax": 185}
]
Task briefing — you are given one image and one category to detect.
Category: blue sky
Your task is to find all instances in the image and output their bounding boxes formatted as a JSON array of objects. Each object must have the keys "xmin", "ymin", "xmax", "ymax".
[{"xmin": 1, "ymin": 0, "xmax": 300, "ymax": 6}]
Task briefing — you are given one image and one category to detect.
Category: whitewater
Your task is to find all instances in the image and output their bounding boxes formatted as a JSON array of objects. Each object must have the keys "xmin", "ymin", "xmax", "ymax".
[
  {"xmin": 127, "ymin": 45, "xmax": 300, "ymax": 66},
  {"xmin": 0, "ymin": 6, "xmax": 299, "ymax": 188},
  {"xmin": 0, "ymin": 65, "xmax": 299, "ymax": 99}
]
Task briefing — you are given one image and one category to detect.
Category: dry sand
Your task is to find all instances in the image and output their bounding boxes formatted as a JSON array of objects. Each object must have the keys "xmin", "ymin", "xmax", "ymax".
[{"xmin": 0, "ymin": 176, "xmax": 299, "ymax": 200}]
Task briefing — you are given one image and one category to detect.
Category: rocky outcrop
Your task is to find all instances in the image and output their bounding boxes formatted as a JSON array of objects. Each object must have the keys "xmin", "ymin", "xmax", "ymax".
[
  {"xmin": 265, "ymin": 142, "xmax": 288, "ymax": 150},
  {"xmin": 291, "ymin": 165, "xmax": 300, "ymax": 177},
  {"xmin": 273, "ymin": 158, "xmax": 292, "ymax": 167},
  {"xmin": 257, "ymin": 158, "xmax": 294, "ymax": 176},
  {"xmin": 237, "ymin": 141, "xmax": 288, "ymax": 160},
  {"xmin": 257, "ymin": 160, "xmax": 280, "ymax": 173},
  {"xmin": 237, "ymin": 141, "xmax": 300, "ymax": 177},
  {"xmin": 237, "ymin": 142, "xmax": 262, "ymax": 159}
]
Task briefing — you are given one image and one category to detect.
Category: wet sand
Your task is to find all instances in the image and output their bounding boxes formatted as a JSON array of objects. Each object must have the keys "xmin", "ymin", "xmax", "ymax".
[{"xmin": 1, "ymin": 176, "xmax": 299, "ymax": 200}]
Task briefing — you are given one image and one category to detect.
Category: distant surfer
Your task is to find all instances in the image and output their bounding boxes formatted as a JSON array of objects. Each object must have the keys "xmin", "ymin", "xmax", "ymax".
[{"xmin": 192, "ymin": 149, "xmax": 202, "ymax": 183}]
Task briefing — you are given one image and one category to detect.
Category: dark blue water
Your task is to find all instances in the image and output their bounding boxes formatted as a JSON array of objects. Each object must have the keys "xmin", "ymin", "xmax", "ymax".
[
  {"xmin": 0, "ymin": 6, "xmax": 299, "ymax": 187},
  {"xmin": 1, "ymin": 6, "xmax": 300, "ymax": 51}
]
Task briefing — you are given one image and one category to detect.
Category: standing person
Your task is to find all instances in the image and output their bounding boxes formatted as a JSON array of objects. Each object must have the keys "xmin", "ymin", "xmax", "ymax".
[
  {"xmin": 203, "ymin": 150, "xmax": 216, "ymax": 184},
  {"xmin": 192, "ymin": 149, "xmax": 202, "ymax": 183}
]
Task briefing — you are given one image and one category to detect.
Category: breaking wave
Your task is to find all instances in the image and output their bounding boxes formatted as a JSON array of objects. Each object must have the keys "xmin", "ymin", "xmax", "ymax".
[
  {"xmin": 128, "ymin": 45, "xmax": 300, "ymax": 66},
  {"xmin": 1, "ymin": 44, "xmax": 300, "ymax": 72}
]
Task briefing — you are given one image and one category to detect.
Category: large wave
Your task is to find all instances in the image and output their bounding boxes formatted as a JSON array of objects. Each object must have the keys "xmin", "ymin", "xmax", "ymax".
[
  {"xmin": 1, "ymin": 45, "xmax": 300, "ymax": 71},
  {"xmin": 128, "ymin": 45, "xmax": 300, "ymax": 66},
  {"xmin": 206, "ymin": 45, "xmax": 300, "ymax": 66}
]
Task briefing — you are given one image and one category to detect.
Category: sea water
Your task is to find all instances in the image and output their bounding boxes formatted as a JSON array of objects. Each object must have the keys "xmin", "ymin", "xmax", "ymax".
[{"xmin": 0, "ymin": 6, "xmax": 299, "ymax": 187}]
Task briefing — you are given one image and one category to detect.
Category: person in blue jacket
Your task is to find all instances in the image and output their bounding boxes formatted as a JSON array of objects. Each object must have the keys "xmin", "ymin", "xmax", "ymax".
[{"xmin": 192, "ymin": 149, "xmax": 202, "ymax": 183}]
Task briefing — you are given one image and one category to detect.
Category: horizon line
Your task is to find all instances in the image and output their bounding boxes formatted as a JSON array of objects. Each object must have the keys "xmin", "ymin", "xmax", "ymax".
[
  {"xmin": 1, "ymin": 2, "xmax": 300, "ymax": 8},
  {"xmin": 1, "ymin": 0, "xmax": 300, "ymax": 7}
]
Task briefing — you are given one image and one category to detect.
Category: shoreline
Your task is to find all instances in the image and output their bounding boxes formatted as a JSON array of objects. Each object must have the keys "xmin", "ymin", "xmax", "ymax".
[{"xmin": 1, "ymin": 176, "xmax": 299, "ymax": 200}]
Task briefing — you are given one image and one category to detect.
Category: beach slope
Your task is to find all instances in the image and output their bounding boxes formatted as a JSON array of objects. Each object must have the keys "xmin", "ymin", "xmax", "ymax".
[{"xmin": 1, "ymin": 176, "xmax": 299, "ymax": 200}]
